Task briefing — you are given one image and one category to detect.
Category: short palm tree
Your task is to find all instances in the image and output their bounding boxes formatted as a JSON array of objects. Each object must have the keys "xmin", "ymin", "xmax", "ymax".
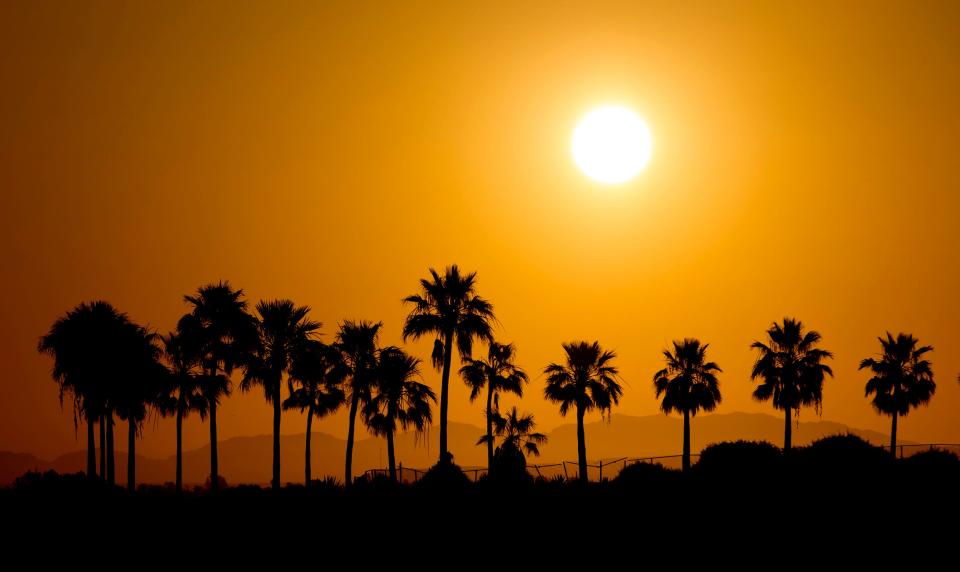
[
  {"xmin": 403, "ymin": 265, "xmax": 495, "ymax": 463},
  {"xmin": 242, "ymin": 299, "xmax": 321, "ymax": 491},
  {"xmin": 543, "ymin": 341, "xmax": 623, "ymax": 482},
  {"xmin": 336, "ymin": 320, "xmax": 382, "ymax": 485},
  {"xmin": 364, "ymin": 346, "xmax": 436, "ymax": 481},
  {"xmin": 38, "ymin": 301, "xmax": 129, "ymax": 481},
  {"xmin": 182, "ymin": 281, "xmax": 258, "ymax": 491},
  {"xmin": 284, "ymin": 340, "xmax": 347, "ymax": 486},
  {"xmin": 459, "ymin": 341, "xmax": 527, "ymax": 471},
  {"xmin": 750, "ymin": 317, "xmax": 833, "ymax": 452},
  {"xmin": 158, "ymin": 329, "xmax": 209, "ymax": 494},
  {"xmin": 491, "ymin": 406, "xmax": 547, "ymax": 459},
  {"xmin": 653, "ymin": 338, "xmax": 722, "ymax": 471},
  {"xmin": 860, "ymin": 332, "xmax": 935, "ymax": 458}
]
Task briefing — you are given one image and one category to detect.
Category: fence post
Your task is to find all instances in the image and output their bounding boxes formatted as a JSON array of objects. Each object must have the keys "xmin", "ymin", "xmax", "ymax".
[
  {"xmin": 599, "ymin": 459, "xmax": 603, "ymax": 482},
  {"xmin": 562, "ymin": 461, "xmax": 568, "ymax": 480}
]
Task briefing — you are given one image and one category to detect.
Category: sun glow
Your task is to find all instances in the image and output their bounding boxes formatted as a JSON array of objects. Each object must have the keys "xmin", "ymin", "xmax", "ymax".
[{"xmin": 572, "ymin": 106, "xmax": 653, "ymax": 184}]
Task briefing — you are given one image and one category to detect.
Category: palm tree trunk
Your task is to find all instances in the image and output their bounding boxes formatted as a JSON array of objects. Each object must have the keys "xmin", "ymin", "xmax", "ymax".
[
  {"xmin": 485, "ymin": 382, "xmax": 494, "ymax": 471},
  {"xmin": 344, "ymin": 392, "xmax": 359, "ymax": 485},
  {"xmin": 107, "ymin": 410, "xmax": 115, "ymax": 485},
  {"xmin": 387, "ymin": 429, "xmax": 396, "ymax": 481},
  {"xmin": 86, "ymin": 414, "xmax": 96, "ymax": 478},
  {"xmin": 99, "ymin": 413, "xmax": 106, "ymax": 479},
  {"xmin": 175, "ymin": 407, "xmax": 183, "ymax": 494},
  {"xmin": 783, "ymin": 407, "xmax": 792, "ymax": 453},
  {"xmin": 439, "ymin": 331, "xmax": 454, "ymax": 462},
  {"xmin": 305, "ymin": 405, "xmax": 313, "ymax": 486},
  {"xmin": 209, "ymin": 375, "xmax": 219, "ymax": 492},
  {"xmin": 272, "ymin": 380, "xmax": 281, "ymax": 492},
  {"xmin": 682, "ymin": 409, "xmax": 691, "ymax": 472},
  {"xmin": 127, "ymin": 419, "xmax": 136, "ymax": 493},
  {"xmin": 890, "ymin": 412, "xmax": 898, "ymax": 458},
  {"xmin": 576, "ymin": 404, "xmax": 587, "ymax": 482}
]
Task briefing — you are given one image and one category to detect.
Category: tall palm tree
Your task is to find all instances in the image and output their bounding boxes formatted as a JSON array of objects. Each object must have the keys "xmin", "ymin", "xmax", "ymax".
[
  {"xmin": 158, "ymin": 329, "xmax": 209, "ymax": 494},
  {"xmin": 336, "ymin": 320, "xmax": 382, "ymax": 485},
  {"xmin": 112, "ymin": 321, "xmax": 166, "ymax": 492},
  {"xmin": 283, "ymin": 340, "xmax": 347, "ymax": 486},
  {"xmin": 543, "ymin": 341, "xmax": 623, "ymax": 482},
  {"xmin": 403, "ymin": 265, "xmax": 495, "ymax": 463},
  {"xmin": 860, "ymin": 333, "xmax": 935, "ymax": 458},
  {"xmin": 363, "ymin": 346, "xmax": 436, "ymax": 481},
  {"xmin": 38, "ymin": 301, "xmax": 129, "ymax": 481},
  {"xmin": 653, "ymin": 338, "xmax": 722, "ymax": 471},
  {"xmin": 459, "ymin": 341, "xmax": 527, "ymax": 471},
  {"xmin": 750, "ymin": 317, "xmax": 834, "ymax": 452},
  {"xmin": 182, "ymin": 281, "xmax": 258, "ymax": 491},
  {"xmin": 242, "ymin": 299, "xmax": 321, "ymax": 491},
  {"xmin": 490, "ymin": 406, "xmax": 547, "ymax": 459}
]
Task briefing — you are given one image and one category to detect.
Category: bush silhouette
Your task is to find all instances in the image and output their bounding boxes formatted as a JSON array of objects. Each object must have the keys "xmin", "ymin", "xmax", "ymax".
[
  {"xmin": 416, "ymin": 454, "xmax": 470, "ymax": 491},
  {"xmin": 614, "ymin": 461, "xmax": 679, "ymax": 488},
  {"xmin": 899, "ymin": 448, "xmax": 960, "ymax": 486},
  {"xmin": 695, "ymin": 440, "xmax": 782, "ymax": 476},
  {"xmin": 484, "ymin": 445, "xmax": 534, "ymax": 487},
  {"xmin": 795, "ymin": 433, "xmax": 891, "ymax": 473}
]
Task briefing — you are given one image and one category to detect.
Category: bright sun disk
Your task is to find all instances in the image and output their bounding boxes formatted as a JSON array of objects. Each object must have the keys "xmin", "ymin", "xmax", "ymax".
[{"xmin": 572, "ymin": 106, "xmax": 652, "ymax": 184}]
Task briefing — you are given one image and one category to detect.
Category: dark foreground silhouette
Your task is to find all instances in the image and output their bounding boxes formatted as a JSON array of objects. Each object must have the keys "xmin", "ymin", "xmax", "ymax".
[{"xmin": 5, "ymin": 435, "xmax": 958, "ymax": 558}]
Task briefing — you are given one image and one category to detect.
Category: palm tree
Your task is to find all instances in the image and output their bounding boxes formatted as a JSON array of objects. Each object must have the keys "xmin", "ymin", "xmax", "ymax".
[
  {"xmin": 336, "ymin": 320, "xmax": 382, "ymax": 485},
  {"xmin": 182, "ymin": 281, "xmax": 258, "ymax": 491},
  {"xmin": 653, "ymin": 338, "xmax": 722, "ymax": 471},
  {"xmin": 112, "ymin": 321, "xmax": 166, "ymax": 492},
  {"xmin": 364, "ymin": 346, "xmax": 436, "ymax": 481},
  {"xmin": 543, "ymin": 341, "xmax": 623, "ymax": 482},
  {"xmin": 283, "ymin": 340, "xmax": 347, "ymax": 486},
  {"xmin": 459, "ymin": 342, "xmax": 527, "ymax": 471},
  {"xmin": 158, "ymin": 329, "xmax": 209, "ymax": 494},
  {"xmin": 242, "ymin": 299, "xmax": 321, "ymax": 491},
  {"xmin": 750, "ymin": 317, "xmax": 834, "ymax": 452},
  {"xmin": 38, "ymin": 301, "xmax": 129, "ymax": 481},
  {"xmin": 860, "ymin": 333, "xmax": 935, "ymax": 458},
  {"xmin": 403, "ymin": 265, "xmax": 495, "ymax": 463},
  {"xmin": 490, "ymin": 406, "xmax": 547, "ymax": 459}
]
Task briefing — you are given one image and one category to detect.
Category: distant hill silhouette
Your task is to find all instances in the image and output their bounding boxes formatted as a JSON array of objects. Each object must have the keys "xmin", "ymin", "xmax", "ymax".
[{"xmin": 0, "ymin": 412, "xmax": 909, "ymax": 485}]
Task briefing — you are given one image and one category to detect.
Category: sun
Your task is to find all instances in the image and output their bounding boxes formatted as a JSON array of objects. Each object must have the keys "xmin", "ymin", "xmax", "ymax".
[{"xmin": 572, "ymin": 106, "xmax": 653, "ymax": 184}]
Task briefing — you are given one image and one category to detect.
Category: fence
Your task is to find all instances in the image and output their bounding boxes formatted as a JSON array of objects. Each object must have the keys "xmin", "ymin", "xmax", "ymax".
[
  {"xmin": 896, "ymin": 443, "xmax": 960, "ymax": 459},
  {"xmin": 361, "ymin": 443, "xmax": 959, "ymax": 483}
]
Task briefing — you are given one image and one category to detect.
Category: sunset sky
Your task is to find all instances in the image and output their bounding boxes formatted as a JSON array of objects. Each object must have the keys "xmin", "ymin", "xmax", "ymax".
[{"xmin": 2, "ymin": 1, "xmax": 958, "ymax": 460}]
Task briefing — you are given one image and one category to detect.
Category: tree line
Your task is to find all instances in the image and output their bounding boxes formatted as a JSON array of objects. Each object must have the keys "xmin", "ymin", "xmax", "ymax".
[{"xmin": 38, "ymin": 265, "xmax": 943, "ymax": 491}]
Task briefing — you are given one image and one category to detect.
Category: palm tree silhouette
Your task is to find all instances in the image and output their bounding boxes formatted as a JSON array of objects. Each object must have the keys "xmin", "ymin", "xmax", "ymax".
[
  {"xmin": 363, "ymin": 346, "xmax": 436, "ymax": 481},
  {"xmin": 182, "ymin": 281, "xmax": 258, "ymax": 491},
  {"xmin": 653, "ymin": 338, "xmax": 722, "ymax": 471},
  {"xmin": 459, "ymin": 342, "xmax": 527, "ymax": 471},
  {"xmin": 490, "ymin": 406, "xmax": 547, "ymax": 459},
  {"xmin": 112, "ymin": 321, "xmax": 165, "ymax": 492},
  {"xmin": 336, "ymin": 320, "xmax": 382, "ymax": 485},
  {"xmin": 158, "ymin": 328, "xmax": 209, "ymax": 494},
  {"xmin": 751, "ymin": 317, "xmax": 833, "ymax": 452},
  {"xmin": 283, "ymin": 340, "xmax": 347, "ymax": 486},
  {"xmin": 543, "ymin": 341, "xmax": 623, "ymax": 482},
  {"xmin": 860, "ymin": 332, "xmax": 935, "ymax": 457},
  {"xmin": 38, "ymin": 301, "xmax": 128, "ymax": 480},
  {"xmin": 242, "ymin": 299, "xmax": 322, "ymax": 491},
  {"xmin": 403, "ymin": 265, "xmax": 495, "ymax": 463}
]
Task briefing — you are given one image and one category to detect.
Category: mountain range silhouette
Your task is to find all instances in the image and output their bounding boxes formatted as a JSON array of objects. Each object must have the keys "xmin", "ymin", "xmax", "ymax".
[{"xmin": 0, "ymin": 411, "xmax": 903, "ymax": 486}]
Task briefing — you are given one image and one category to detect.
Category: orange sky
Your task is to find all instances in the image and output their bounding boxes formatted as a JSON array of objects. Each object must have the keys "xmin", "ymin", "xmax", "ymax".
[{"xmin": 2, "ymin": 1, "xmax": 959, "ymax": 460}]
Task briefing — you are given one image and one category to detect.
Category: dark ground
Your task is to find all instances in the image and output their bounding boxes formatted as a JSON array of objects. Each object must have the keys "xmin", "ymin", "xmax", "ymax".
[{"xmin": 3, "ymin": 436, "xmax": 957, "ymax": 564}]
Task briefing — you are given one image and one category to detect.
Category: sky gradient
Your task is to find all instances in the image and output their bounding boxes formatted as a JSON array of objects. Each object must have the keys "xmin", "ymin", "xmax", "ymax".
[{"xmin": 2, "ymin": 1, "xmax": 959, "ymax": 460}]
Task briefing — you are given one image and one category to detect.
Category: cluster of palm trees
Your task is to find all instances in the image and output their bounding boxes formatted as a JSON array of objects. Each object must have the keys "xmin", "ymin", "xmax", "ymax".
[{"xmin": 38, "ymin": 265, "xmax": 944, "ymax": 491}]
